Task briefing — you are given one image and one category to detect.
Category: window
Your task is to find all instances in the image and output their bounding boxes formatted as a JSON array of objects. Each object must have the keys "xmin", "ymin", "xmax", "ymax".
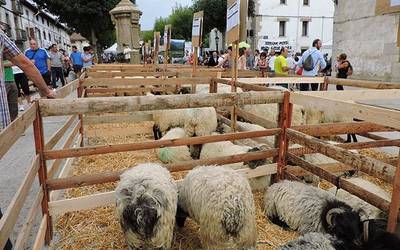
[
  {"xmin": 280, "ymin": 0, "xmax": 286, "ymax": 4},
  {"xmin": 43, "ymin": 30, "xmax": 46, "ymax": 40},
  {"xmin": 25, "ymin": 10, "xmax": 29, "ymax": 18},
  {"xmin": 279, "ymin": 21, "xmax": 286, "ymax": 37},
  {"xmin": 36, "ymin": 15, "xmax": 39, "ymax": 21},
  {"xmin": 302, "ymin": 21, "xmax": 309, "ymax": 36},
  {"xmin": 47, "ymin": 20, "xmax": 49, "ymax": 26},
  {"xmin": 303, "ymin": 0, "xmax": 309, "ymax": 5}
]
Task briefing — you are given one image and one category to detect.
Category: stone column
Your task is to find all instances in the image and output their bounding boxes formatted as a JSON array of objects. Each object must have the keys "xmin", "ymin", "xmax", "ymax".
[{"xmin": 110, "ymin": 0, "xmax": 142, "ymax": 64}]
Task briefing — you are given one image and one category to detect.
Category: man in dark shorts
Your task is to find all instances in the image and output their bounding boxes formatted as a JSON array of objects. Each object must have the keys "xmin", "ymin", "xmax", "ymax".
[
  {"xmin": 70, "ymin": 45, "xmax": 83, "ymax": 77},
  {"xmin": 25, "ymin": 39, "xmax": 52, "ymax": 88}
]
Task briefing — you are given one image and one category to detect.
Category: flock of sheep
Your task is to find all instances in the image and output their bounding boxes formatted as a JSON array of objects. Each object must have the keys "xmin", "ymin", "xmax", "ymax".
[
  {"xmin": 110, "ymin": 88, "xmax": 399, "ymax": 249},
  {"xmin": 115, "ymin": 163, "xmax": 399, "ymax": 250}
]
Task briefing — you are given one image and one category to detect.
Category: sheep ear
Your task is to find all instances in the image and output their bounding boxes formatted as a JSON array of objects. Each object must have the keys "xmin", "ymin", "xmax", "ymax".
[
  {"xmin": 153, "ymin": 189, "xmax": 168, "ymax": 209},
  {"xmin": 120, "ymin": 188, "xmax": 132, "ymax": 198}
]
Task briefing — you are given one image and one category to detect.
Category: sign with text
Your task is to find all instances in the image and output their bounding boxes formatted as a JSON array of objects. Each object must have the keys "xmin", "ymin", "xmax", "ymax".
[
  {"xmin": 376, "ymin": 0, "xmax": 400, "ymax": 14},
  {"xmin": 164, "ymin": 25, "xmax": 172, "ymax": 51},
  {"xmin": 226, "ymin": 0, "xmax": 240, "ymax": 44},
  {"xmin": 192, "ymin": 11, "xmax": 204, "ymax": 47},
  {"xmin": 258, "ymin": 39, "xmax": 294, "ymax": 52}
]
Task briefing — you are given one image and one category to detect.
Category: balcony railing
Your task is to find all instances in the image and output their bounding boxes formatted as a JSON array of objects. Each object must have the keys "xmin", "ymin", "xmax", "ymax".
[
  {"xmin": 12, "ymin": 0, "xmax": 23, "ymax": 15},
  {"xmin": 0, "ymin": 22, "xmax": 12, "ymax": 37},
  {"xmin": 15, "ymin": 28, "xmax": 27, "ymax": 41}
]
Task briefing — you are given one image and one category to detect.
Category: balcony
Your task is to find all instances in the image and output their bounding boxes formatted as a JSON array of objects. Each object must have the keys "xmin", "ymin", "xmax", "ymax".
[
  {"xmin": 12, "ymin": 0, "xmax": 23, "ymax": 15},
  {"xmin": 15, "ymin": 28, "xmax": 27, "ymax": 41},
  {"xmin": 0, "ymin": 22, "xmax": 12, "ymax": 37}
]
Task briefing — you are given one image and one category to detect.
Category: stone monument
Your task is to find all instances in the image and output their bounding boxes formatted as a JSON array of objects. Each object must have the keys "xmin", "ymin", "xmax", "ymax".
[{"xmin": 110, "ymin": 0, "xmax": 142, "ymax": 64}]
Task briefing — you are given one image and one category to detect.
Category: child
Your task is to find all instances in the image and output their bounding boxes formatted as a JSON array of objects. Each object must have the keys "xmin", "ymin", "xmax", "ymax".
[{"xmin": 258, "ymin": 52, "xmax": 268, "ymax": 77}]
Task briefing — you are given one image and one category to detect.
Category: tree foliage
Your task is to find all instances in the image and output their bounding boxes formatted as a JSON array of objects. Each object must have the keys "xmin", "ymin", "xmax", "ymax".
[
  {"xmin": 192, "ymin": 0, "xmax": 227, "ymax": 35},
  {"xmin": 141, "ymin": 30, "xmax": 154, "ymax": 42},
  {"xmin": 153, "ymin": 5, "xmax": 193, "ymax": 41},
  {"xmin": 33, "ymin": 0, "xmax": 119, "ymax": 49}
]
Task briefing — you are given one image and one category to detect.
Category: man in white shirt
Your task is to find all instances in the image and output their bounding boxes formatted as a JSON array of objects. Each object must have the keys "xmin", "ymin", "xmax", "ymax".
[
  {"xmin": 268, "ymin": 50, "xmax": 276, "ymax": 73},
  {"xmin": 123, "ymin": 44, "xmax": 131, "ymax": 63}
]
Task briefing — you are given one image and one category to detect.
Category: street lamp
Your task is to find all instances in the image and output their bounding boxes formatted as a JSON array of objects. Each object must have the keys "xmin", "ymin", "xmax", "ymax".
[{"xmin": 215, "ymin": 36, "xmax": 220, "ymax": 53}]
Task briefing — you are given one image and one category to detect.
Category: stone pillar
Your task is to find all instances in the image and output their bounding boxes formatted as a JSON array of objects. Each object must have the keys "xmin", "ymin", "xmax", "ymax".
[{"xmin": 110, "ymin": 0, "xmax": 142, "ymax": 64}]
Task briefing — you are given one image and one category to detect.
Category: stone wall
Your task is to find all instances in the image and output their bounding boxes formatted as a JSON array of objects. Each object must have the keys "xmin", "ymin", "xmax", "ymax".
[{"xmin": 332, "ymin": 0, "xmax": 400, "ymax": 82}]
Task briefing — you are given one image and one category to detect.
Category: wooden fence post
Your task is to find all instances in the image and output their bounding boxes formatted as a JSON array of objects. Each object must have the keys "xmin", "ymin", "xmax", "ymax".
[
  {"xmin": 276, "ymin": 91, "xmax": 292, "ymax": 180},
  {"xmin": 387, "ymin": 150, "xmax": 400, "ymax": 232},
  {"xmin": 78, "ymin": 77, "xmax": 84, "ymax": 147},
  {"xmin": 32, "ymin": 101, "xmax": 52, "ymax": 244}
]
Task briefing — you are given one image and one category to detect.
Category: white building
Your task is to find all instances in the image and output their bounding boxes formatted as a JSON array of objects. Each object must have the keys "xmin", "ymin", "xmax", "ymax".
[
  {"xmin": 70, "ymin": 32, "xmax": 90, "ymax": 52},
  {"xmin": 0, "ymin": 0, "xmax": 71, "ymax": 51},
  {"xmin": 249, "ymin": 0, "xmax": 334, "ymax": 55}
]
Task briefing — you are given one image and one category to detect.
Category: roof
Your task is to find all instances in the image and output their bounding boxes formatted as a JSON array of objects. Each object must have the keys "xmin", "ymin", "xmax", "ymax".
[{"xmin": 70, "ymin": 33, "xmax": 88, "ymax": 42}]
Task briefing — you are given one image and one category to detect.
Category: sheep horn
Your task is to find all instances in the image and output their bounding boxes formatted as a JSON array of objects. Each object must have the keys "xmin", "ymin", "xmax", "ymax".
[
  {"xmin": 363, "ymin": 220, "xmax": 369, "ymax": 242},
  {"xmin": 326, "ymin": 208, "xmax": 345, "ymax": 227}
]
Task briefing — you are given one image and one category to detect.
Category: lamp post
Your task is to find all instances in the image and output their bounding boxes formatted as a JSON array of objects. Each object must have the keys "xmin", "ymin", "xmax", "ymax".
[{"xmin": 215, "ymin": 36, "xmax": 220, "ymax": 53}]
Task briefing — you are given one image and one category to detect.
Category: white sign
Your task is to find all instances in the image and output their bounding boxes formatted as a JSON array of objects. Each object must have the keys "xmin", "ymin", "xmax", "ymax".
[
  {"xmin": 258, "ymin": 39, "xmax": 294, "ymax": 52},
  {"xmin": 164, "ymin": 31, "xmax": 168, "ymax": 47},
  {"xmin": 192, "ymin": 17, "xmax": 201, "ymax": 37},
  {"xmin": 391, "ymin": 0, "xmax": 400, "ymax": 6},
  {"xmin": 226, "ymin": 0, "xmax": 240, "ymax": 32}
]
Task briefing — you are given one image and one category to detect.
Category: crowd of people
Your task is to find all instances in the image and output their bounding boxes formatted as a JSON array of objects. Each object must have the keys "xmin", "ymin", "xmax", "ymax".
[{"xmin": 178, "ymin": 38, "xmax": 352, "ymax": 92}]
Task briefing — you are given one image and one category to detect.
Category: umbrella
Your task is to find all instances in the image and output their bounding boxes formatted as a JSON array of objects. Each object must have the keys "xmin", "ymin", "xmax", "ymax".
[{"xmin": 239, "ymin": 41, "xmax": 251, "ymax": 49}]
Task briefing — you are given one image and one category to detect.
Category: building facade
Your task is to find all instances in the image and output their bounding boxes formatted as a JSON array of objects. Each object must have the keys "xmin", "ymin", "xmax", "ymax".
[
  {"xmin": 0, "ymin": 0, "xmax": 70, "ymax": 51},
  {"xmin": 332, "ymin": 0, "xmax": 400, "ymax": 82},
  {"xmin": 249, "ymin": 0, "xmax": 334, "ymax": 55}
]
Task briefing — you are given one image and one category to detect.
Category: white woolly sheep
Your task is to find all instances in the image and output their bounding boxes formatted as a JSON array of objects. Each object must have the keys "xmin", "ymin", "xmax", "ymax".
[
  {"xmin": 152, "ymin": 107, "xmax": 218, "ymax": 140},
  {"xmin": 328, "ymin": 177, "xmax": 390, "ymax": 220},
  {"xmin": 241, "ymin": 103, "xmax": 306, "ymax": 126},
  {"xmin": 264, "ymin": 180, "xmax": 363, "ymax": 246},
  {"xmin": 199, "ymin": 133, "xmax": 267, "ymax": 170},
  {"xmin": 115, "ymin": 163, "xmax": 177, "ymax": 249},
  {"xmin": 156, "ymin": 128, "xmax": 192, "ymax": 164},
  {"xmin": 278, "ymin": 232, "xmax": 349, "ymax": 250},
  {"xmin": 176, "ymin": 166, "xmax": 257, "ymax": 250}
]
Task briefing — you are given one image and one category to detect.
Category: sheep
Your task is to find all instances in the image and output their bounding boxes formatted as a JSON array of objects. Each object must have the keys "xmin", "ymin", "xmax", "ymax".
[
  {"xmin": 328, "ymin": 177, "xmax": 390, "ymax": 220},
  {"xmin": 156, "ymin": 128, "xmax": 192, "ymax": 163},
  {"xmin": 241, "ymin": 103, "xmax": 306, "ymax": 126},
  {"xmin": 115, "ymin": 163, "xmax": 177, "ymax": 250},
  {"xmin": 152, "ymin": 107, "xmax": 218, "ymax": 140},
  {"xmin": 277, "ymin": 232, "xmax": 349, "ymax": 250},
  {"xmin": 199, "ymin": 133, "xmax": 267, "ymax": 170},
  {"xmin": 176, "ymin": 166, "xmax": 257, "ymax": 250},
  {"xmin": 264, "ymin": 180, "xmax": 363, "ymax": 247},
  {"xmin": 361, "ymin": 219, "xmax": 400, "ymax": 250}
]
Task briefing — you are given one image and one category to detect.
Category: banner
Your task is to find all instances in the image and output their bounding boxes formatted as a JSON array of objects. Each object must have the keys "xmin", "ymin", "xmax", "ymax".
[{"xmin": 257, "ymin": 39, "xmax": 294, "ymax": 52}]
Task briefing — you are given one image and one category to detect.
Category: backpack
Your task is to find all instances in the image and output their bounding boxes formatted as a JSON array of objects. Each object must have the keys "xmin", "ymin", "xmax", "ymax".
[
  {"xmin": 303, "ymin": 50, "xmax": 316, "ymax": 71},
  {"xmin": 346, "ymin": 61, "xmax": 353, "ymax": 76}
]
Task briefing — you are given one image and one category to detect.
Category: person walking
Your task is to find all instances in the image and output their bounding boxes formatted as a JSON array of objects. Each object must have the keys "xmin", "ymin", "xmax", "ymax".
[
  {"xmin": 207, "ymin": 51, "xmax": 219, "ymax": 67},
  {"xmin": 216, "ymin": 46, "xmax": 233, "ymax": 69},
  {"xmin": 12, "ymin": 65, "xmax": 30, "ymax": 111},
  {"xmin": 297, "ymin": 39, "xmax": 327, "ymax": 91},
  {"xmin": 246, "ymin": 49, "xmax": 254, "ymax": 70},
  {"xmin": 49, "ymin": 44, "xmax": 66, "ymax": 88},
  {"xmin": 268, "ymin": 50, "xmax": 276, "ymax": 73},
  {"xmin": 254, "ymin": 49, "xmax": 260, "ymax": 70},
  {"xmin": 25, "ymin": 39, "xmax": 51, "ymax": 88},
  {"xmin": 3, "ymin": 60, "xmax": 18, "ymax": 121},
  {"xmin": 274, "ymin": 47, "xmax": 290, "ymax": 88},
  {"xmin": 238, "ymin": 48, "xmax": 247, "ymax": 70},
  {"xmin": 70, "ymin": 45, "xmax": 83, "ymax": 77},
  {"xmin": 334, "ymin": 53, "xmax": 352, "ymax": 90},
  {"xmin": 82, "ymin": 46, "xmax": 94, "ymax": 70},
  {"xmin": 258, "ymin": 52, "xmax": 268, "ymax": 77}
]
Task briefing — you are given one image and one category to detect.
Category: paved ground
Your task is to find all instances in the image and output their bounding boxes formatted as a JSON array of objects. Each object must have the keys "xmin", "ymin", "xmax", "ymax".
[{"xmin": 0, "ymin": 76, "xmax": 76, "ymax": 247}]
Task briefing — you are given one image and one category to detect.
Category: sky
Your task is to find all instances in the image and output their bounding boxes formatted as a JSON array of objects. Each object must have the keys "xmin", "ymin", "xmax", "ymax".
[{"xmin": 136, "ymin": 0, "xmax": 193, "ymax": 30}]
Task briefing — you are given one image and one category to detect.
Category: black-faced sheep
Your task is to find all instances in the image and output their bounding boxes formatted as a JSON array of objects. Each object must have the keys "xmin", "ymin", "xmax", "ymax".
[
  {"xmin": 156, "ymin": 127, "xmax": 192, "ymax": 163},
  {"xmin": 176, "ymin": 166, "xmax": 257, "ymax": 250},
  {"xmin": 328, "ymin": 178, "xmax": 390, "ymax": 220},
  {"xmin": 361, "ymin": 219, "xmax": 400, "ymax": 250},
  {"xmin": 277, "ymin": 232, "xmax": 350, "ymax": 250},
  {"xmin": 115, "ymin": 163, "xmax": 177, "ymax": 249},
  {"xmin": 264, "ymin": 180, "xmax": 363, "ymax": 247}
]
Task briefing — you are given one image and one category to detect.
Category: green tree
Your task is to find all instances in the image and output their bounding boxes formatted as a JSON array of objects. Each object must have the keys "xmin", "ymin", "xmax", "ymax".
[
  {"xmin": 193, "ymin": 0, "xmax": 227, "ymax": 35},
  {"xmin": 154, "ymin": 17, "xmax": 169, "ymax": 34},
  {"xmin": 169, "ymin": 5, "xmax": 193, "ymax": 40},
  {"xmin": 33, "ymin": 0, "xmax": 119, "ymax": 50},
  {"xmin": 141, "ymin": 30, "xmax": 154, "ymax": 42}
]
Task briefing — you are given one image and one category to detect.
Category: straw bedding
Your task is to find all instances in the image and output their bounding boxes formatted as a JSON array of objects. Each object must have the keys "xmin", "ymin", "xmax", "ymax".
[{"xmin": 51, "ymin": 122, "xmax": 393, "ymax": 249}]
